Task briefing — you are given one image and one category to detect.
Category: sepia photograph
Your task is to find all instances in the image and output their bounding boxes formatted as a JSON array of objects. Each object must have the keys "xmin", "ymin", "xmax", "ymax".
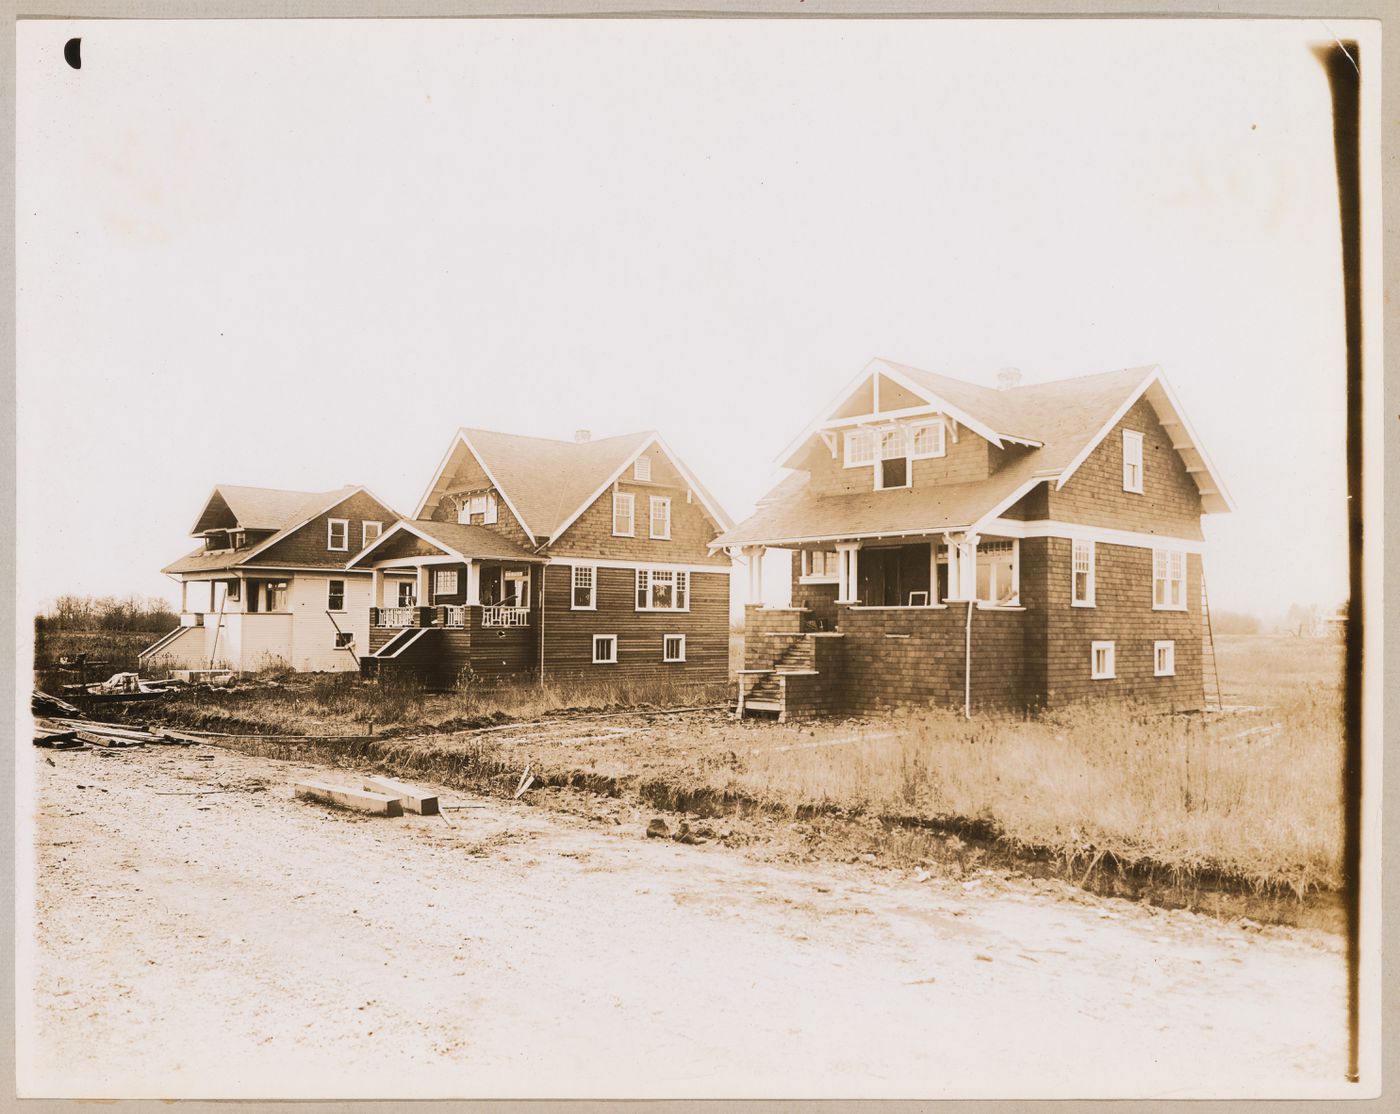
[{"xmin": 13, "ymin": 12, "xmax": 1384, "ymax": 1101}]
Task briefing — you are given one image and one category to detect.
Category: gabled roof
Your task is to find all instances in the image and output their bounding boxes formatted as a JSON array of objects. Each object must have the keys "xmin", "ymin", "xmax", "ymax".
[
  {"xmin": 347, "ymin": 519, "xmax": 547, "ymax": 568},
  {"xmin": 191, "ymin": 484, "xmax": 357, "ymax": 535},
  {"xmin": 413, "ymin": 428, "xmax": 733, "ymax": 545},
  {"xmin": 165, "ymin": 484, "xmax": 395, "ymax": 576},
  {"xmin": 714, "ymin": 361, "xmax": 1231, "ymax": 550}
]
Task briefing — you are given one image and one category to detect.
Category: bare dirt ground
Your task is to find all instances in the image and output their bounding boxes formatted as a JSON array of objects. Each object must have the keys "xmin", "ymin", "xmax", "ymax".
[{"xmin": 22, "ymin": 741, "xmax": 1348, "ymax": 1100}]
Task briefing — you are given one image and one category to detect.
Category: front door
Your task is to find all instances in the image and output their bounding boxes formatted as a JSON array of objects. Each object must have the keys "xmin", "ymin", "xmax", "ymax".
[{"xmin": 503, "ymin": 570, "xmax": 530, "ymax": 608}]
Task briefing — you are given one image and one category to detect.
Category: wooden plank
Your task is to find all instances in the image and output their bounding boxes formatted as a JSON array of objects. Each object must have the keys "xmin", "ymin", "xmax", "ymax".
[
  {"xmin": 295, "ymin": 781, "xmax": 404, "ymax": 816},
  {"xmin": 362, "ymin": 776, "xmax": 439, "ymax": 815}
]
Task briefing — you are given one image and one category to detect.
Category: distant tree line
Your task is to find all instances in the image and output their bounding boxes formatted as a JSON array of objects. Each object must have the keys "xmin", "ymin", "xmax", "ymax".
[{"xmin": 35, "ymin": 594, "xmax": 178, "ymax": 633}]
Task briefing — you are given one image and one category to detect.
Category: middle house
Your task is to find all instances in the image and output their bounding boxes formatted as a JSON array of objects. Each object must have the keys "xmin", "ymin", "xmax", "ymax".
[{"xmin": 350, "ymin": 428, "xmax": 733, "ymax": 689}]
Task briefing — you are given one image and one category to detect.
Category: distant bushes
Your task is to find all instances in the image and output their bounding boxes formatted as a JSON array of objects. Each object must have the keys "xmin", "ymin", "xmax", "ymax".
[
  {"xmin": 1211, "ymin": 610, "xmax": 1262, "ymax": 636},
  {"xmin": 35, "ymin": 594, "xmax": 178, "ymax": 634}
]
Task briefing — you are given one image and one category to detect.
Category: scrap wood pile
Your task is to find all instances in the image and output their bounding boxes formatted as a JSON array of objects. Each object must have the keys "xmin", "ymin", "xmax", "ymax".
[{"xmin": 32, "ymin": 692, "xmax": 206, "ymax": 752}]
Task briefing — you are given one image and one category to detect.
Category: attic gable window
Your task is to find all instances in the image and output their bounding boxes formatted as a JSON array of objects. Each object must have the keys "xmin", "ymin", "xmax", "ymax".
[
  {"xmin": 876, "ymin": 427, "xmax": 910, "ymax": 491},
  {"xmin": 457, "ymin": 492, "xmax": 498, "ymax": 526},
  {"xmin": 844, "ymin": 430, "xmax": 876, "ymax": 467},
  {"xmin": 612, "ymin": 492, "xmax": 635, "ymax": 537},
  {"xmin": 634, "ymin": 456, "xmax": 652, "ymax": 482},
  {"xmin": 1123, "ymin": 430, "xmax": 1144, "ymax": 493},
  {"xmin": 327, "ymin": 519, "xmax": 349, "ymax": 551}
]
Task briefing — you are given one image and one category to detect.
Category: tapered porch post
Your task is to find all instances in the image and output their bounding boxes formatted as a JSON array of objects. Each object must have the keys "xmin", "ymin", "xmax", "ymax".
[
  {"xmin": 835, "ymin": 542, "xmax": 860, "ymax": 604},
  {"xmin": 465, "ymin": 560, "xmax": 481, "ymax": 606},
  {"xmin": 417, "ymin": 564, "xmax": 431, "ymax": 608},
  {"xmin": 180, "ymin": 579, "xmax": 188, "ymax": 614},
  {"xmin": 959, "ymin": 534, "xmax": 980, "ymax": 601},
  {"xmin": 742, "ymin": 546, "xmax": 766, "ymax": 605},
  {"xmin": 944, "ymin": 534, "xmax": 960, "ymax": 601},
  {"xmin": 371, "ymin": 567, "xmax": 384, "ymax": 608}
]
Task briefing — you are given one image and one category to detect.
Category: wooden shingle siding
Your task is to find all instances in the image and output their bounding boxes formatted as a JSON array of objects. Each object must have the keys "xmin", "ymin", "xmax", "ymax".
[
  {"xmin": 803, "ymin": 428, "xmax": 996, "ymax": 500},
  {"xmin": 540, "ymin": 565, "xmax": 728, "ymax": 683},
  {"xmin": 425, "ymin": 450, "xmax": 535, "ymax": 548},
  {"xmin": 253, "ymin": 491, "xmax": 399, "ymax": 568},
  {"xmin": 545, "ymin": 454, "xmax": 727, "ymax": 564},
  {"xmin": 1050, "ymin": 397, "xmax": 1204, "ymax": 538}
]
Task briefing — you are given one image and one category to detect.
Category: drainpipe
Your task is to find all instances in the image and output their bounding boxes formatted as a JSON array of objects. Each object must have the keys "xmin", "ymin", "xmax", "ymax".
[{"xmin": 964, "ymin": 598, "xmax": 974, "ymax": 719}]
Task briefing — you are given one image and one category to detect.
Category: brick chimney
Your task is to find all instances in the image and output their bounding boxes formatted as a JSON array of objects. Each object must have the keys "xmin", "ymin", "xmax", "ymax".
[
  {"xmin": 574, "ymin": 429, "xmax": 592, "ymax": 443},
  {"xmin": 996, "ymin": 367, "xmax": 1022, "ymax": 391}
]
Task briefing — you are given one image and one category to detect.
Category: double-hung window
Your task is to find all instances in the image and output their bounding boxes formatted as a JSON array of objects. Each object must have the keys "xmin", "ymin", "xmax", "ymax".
[
  {"xmin": 612, "ymin": 492, "xmax": 635, "ymax": 537},
  {"xmin": 649, "ymin": 496, "xmax": 671, "ymax": 540},
  {"xmin": 362, "ymin": 521, "xmax": 382, "ymax": 547},
  {"xmin": 876, "ymin": 427, "xmax": 910, "ymax": 490},
  {"xmin": 327, "ymin": 519, "xmax": 349, "ymax": 551},
  {"xmin": 1123, "ymin": 430, "xmax": 1144, "ymax": 493},
  {"xmin": 636, "ymin": 568, "xmax": 689, "ymax": 611},
  {"xmin": 571, "ymin": 565, "xmax": 596, "ymax": 610},
  {"xmin": 327, "ymin": 579, "xmax": 346, "ymax": 611},
  {"xmin": 1153, "ymin": 549, "xmax": 1186, "ymax": 610},
  {"xmin": 1072, "ymin": 539, "xmax": 1095, "ymax": 606}
]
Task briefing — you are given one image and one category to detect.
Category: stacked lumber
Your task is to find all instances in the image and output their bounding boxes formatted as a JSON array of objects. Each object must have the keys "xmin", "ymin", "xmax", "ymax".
[{"xmin": 41, "ymin": 718, "xmax": 199, "ymax": 749}]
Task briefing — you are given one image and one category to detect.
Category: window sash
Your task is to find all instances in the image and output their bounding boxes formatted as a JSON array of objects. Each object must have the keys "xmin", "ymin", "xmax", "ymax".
[
  {"xmin": 1072, "ymin": 539, "xmax": 1095, "ymax": 605},
  {"xmin": 1123, "ymin": 430, "xmax": 1144, "ymax": 493},
  {"xmin": 1153, "ymin": 549, "xmax": 1186, "ymax": 610},
  {"xmin": 434, "ymin": 569, "xmax": 458, "ymax": 596},
  {"xmin": 327, "ymin": 519, "xmax": 349, "ymax": 550},
  {"xmin": 613, "ymin": 493, "xmax": 635, "ymax": 536},
  {"xmin": 635, "ymin": 568, "xmax": 690, "ymax": 610},
  {"xmin": 327, "ymin": 580, "xmax": 345, "ymax": 610},
  {"xmin": 362, "ymin": 521, "xmax": 382, "ymax": 546},
  {"xmin": 571, "ymin": 565, "xmax": 595, "ymax": 609},
  {"xmin": 911, "ymin": 422, "xmax": 945, "ymax": 458},
  {"xmin": 844, "ymin": 430, "xmax": 876, "ymax": 466},
  {"xmin": 649, "ymin": 496, "xmax": 671, "ymax": 539}
]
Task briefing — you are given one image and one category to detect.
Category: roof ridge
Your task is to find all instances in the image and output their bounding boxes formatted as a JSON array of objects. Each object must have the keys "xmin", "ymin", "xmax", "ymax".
[{"xmin": 459, "ymin": 426, "xmax": 653, "ymax": 448}]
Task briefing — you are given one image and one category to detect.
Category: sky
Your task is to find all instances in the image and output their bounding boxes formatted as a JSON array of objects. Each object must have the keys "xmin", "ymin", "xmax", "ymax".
[{"xmin": 15, "ymin": 17, "xmax": 1380, "ymax": 622}]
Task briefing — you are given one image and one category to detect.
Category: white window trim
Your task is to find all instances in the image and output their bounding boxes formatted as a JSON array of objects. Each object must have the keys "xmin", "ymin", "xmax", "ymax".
[
  {"xmin": 910, "ymin": 420, "xmax": 947, "ymax": 460},
  {"xmin": 873, "ymin": 427, "xmax": 912, "ymax": 491},
  {"xmin": 1071, "ymin": 539, "xmax": 1096, "ymax": 608},
  {"xmin": 1154, "ymin": 640, "xmax": 1176, "ymax": 677},
  {"xmin": 570, "ymin": 565, "xmax": 597, "ymax": 611},
  {"xmin": 612, "ymin": 492, "xmax": 635, "ymax": 537},
  {"xmin": 434, "ymin": 568, "xmax": 459, "ymax": 596},
  {"xmin": 662, "ymin": 634, "xmax": 686, "ymax": 663},
  {"xmin": 362, "ymin": 521, "xmax": 383, "ymax": 547},
  {"xmin": 484, "ymin": 492, "xmax": 498, "ymax": 525},
  {"xmin": 649, "ymin": 496, "xmax": 672, "ymax": 540},
  {"xmin": 1123, "ymin": 430, "xmax": 1144, "ymax": 494},
  {"xmin": 326, "ymin": 579, "xmax": 347, "ymax": 612},
  {"xmin": 635, "ymin": 568, "xmax": 691, "ymax": 612},
  {"xmin": 1091, "ymin": 640, "xmax": 1116, "ymax": 680},
  {"xmin": 1152, "ymin": 548, "xmax": 1188, "ymax": 612},
  {"xmin": 592, "ymin": 634, "xmax": 618, "ymax": 664},
  {"xmin": 799, "ymin": 550, "xmax": 840, "ymax": 585},
  {"xmin": 334, "ymin": 631, "xmax": 355, "ymax": 649},
  {"xmin": 843, "ymin": 429, "xmax": 876, "ymax": 468},
  {"xmin": 327, "ymin": 518, "xmax": 350, "ymax": 551}
]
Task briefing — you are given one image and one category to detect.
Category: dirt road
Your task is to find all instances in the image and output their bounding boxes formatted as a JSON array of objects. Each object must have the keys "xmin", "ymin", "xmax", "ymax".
[{"xmin": 21, "ymin": 742, "xmax": 1348, "ymax": 1099}]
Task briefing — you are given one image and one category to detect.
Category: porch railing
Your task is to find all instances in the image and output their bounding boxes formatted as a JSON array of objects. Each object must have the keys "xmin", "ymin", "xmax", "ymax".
[
  {"xmin": 443, "ymin": 605, "xmax": 467, "ymax": 628},
  {"xmin": 377, "ymin": 606, "xmax": 418, "ymax": 628},
  {"xmin": 482, "ymin": 605, "xmax": 529, "ymax": 628}
]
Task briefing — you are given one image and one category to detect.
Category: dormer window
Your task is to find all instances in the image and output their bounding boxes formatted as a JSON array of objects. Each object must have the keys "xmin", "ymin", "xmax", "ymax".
[
  {"xmin": 876, "ymin": 428, "xmax": 910, "ymax": 490},
  {"xmin": 844, "ymin": 430, "xmax": 876, "ymax": 467},
  {"xmin": 910, "ymin": 421, "xmax": 946, "ymax": 459},
  {"xmin": 456, "ymin": 492, "xmax": 498, "ymax": 526}
]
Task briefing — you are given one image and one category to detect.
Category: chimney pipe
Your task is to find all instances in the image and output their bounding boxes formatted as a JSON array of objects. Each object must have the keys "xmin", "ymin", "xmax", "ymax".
[
  {"xmin": 574, "ymin": 429, "xmax": 592, "ymax": 443},
  {"xmin": 997, "ymin": 367, "xmax": 1022, "ymax": 391}
]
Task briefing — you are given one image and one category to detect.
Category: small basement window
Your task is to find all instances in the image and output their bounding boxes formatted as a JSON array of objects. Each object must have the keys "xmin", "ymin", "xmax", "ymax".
[
  {"xmin": 335, "ymin": 631, "xmax": 354, "ymax": 649},
  {"xmin": 1091, "ymin": 640, "xmax": 1115, "ymax": 680},
  {"xmin": 327, "ymin": 579, "xmax": 345, "ymax": 611},
  {"xmin": 1155, "ymin": 640, "xmax": 1176, "ymax": 677},
  {"xmin": 592, "ymin": 634, "xmax": 618, "ymax": 664},
  {"xmin": 663, "ymin": 634, "xmax": 686, "ymax": 663}
]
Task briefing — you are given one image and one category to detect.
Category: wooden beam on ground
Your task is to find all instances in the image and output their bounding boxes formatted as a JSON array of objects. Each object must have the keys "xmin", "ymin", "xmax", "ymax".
[
  {"xmin": 294, "ymin": 780, "xmax": 404, "ymax": 817},
  {"xmin": 362, "ymin": 776, "xmax": 440, "ymax": 815}
]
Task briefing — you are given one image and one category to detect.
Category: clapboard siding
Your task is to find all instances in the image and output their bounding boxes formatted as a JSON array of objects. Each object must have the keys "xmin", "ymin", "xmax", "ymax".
[{"xmin": 539, "ymin": 565, "xmax": 729, "ymax": 682}]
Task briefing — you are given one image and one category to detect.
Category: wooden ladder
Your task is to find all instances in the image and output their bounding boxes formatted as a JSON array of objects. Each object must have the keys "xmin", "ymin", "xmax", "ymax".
[{"xmin": 1201, "ymin": 568, "xmax": 1223, "ymax": 712}]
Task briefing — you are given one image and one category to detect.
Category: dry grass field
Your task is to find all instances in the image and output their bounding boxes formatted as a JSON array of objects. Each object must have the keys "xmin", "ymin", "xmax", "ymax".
[{"xmin": 68, "ymin": 632, "xmax": 1347, "ymax": 911}]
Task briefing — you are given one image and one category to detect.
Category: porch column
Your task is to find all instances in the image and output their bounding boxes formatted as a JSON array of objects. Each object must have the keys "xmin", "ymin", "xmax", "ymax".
[
  {"xmin": 929, "ymin": 541, "xmax": 939, "ymax": 605},
  {"xmin": 944, "ymin": 534, "xmax": 960, "ymax": 601},
  {"xmin": 371, "ymin": 567, "xmax": 384, "ymax": 608},
  {"xmin": 465, "ymin": 560, "xmax": 481, "ymax": 606},
  {"xmin": 742, "ymin": 546, "xmax": 766, "ymax": 605},
  {"xmin": 417, "ymin": 564, "xmax": 431, "ymax": 607},
  {"xmin": 180, "ymin": 579, "xmax": 188, "ymax": 613},
  {"xmin": 958, "ymin": 533, "xmax": 980, "ymax": 601},
  {"xmin": 835, "ymin": 542, "xmax": 860, "ymax": 604}
]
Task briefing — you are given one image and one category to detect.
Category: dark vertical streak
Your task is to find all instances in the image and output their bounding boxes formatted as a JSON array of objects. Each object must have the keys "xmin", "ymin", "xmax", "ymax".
[{"xmin": 1313, "ymin": 39, "xmax": 1362, "ymax": 1086}]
